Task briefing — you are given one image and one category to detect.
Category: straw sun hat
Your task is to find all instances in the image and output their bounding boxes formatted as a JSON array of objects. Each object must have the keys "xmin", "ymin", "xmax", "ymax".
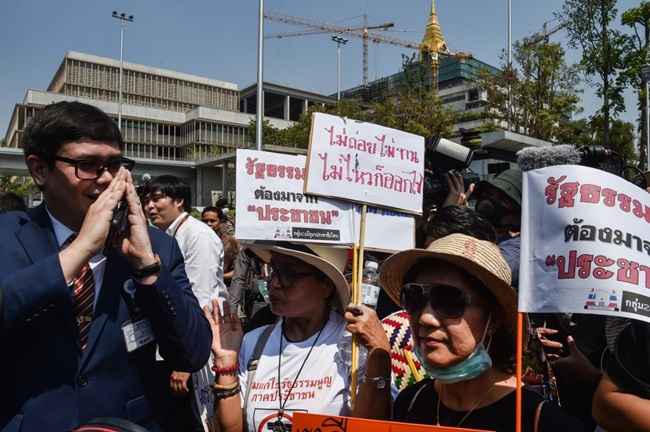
[
  {"xmin": 246, "ymin": 242, "xmax": 350, "ymax": 311},
  {"xmin": 380, "ymin": 233, "xmax": 517, "ymax": 331}
]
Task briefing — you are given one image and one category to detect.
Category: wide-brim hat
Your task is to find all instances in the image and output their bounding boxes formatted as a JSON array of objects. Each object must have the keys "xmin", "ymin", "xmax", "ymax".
[
  {"xmin": 246, "ymin": 242, "xmax": 350, "ymax": 311},
  {"xmin": 380, "ymin": 233, "xmax": 517, "ymax": 332}
]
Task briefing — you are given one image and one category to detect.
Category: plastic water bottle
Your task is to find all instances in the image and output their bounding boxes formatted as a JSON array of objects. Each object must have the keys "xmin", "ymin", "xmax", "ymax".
[{"xmin": 361, "ymin": 260, "xmax": 381, "ymax": 309}]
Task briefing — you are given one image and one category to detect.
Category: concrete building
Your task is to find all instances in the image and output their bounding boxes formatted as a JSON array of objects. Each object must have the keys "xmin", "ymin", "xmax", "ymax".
[{"xmin": 3, "ymin": 52, "xmax": 332, "ymax": 206}]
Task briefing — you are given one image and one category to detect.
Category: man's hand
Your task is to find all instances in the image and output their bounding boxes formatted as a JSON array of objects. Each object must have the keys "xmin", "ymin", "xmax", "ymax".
[
  {"xmin": 60, "ymin": 168, "xmax": 128, "ymax": 282},
  {"xmin": 552, "ymin": 336, "xmax": 601, "ymax": 386},
  {"xmin": 344, "ymin": 304, "xmax": 390, "ymax": 353},
  {"xmin": 442, "ymin": 171, "xmax": 475, "ymax": 208},
  {"xmin": 170, "ymin": 371, "xmax": 191, "ymax": 395},
  {"xmin": 203, "ymin": 299, "xmax": 243, "ymax": 368},
  {"xmin": 536, "ymin": 327, "xmax": 564, "ymax": 360},
  {"xmin": 120, "ymin": 171, "xmax": 157, "ymax": 271}
]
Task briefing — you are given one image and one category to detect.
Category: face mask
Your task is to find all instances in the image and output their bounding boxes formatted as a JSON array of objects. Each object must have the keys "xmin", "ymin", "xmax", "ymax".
[{"xmin": 414, "ymin": 315, "xmax": 493, "ymax": 384}]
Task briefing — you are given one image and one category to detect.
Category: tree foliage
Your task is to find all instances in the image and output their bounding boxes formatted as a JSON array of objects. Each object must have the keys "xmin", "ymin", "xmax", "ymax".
[
  {"xmin": 559, "ymin": 0, "xmax": 628, "ymax": 148},
  {"xmin": 0, "ymin": 176, "xmax": 37, "ymax": 197},
  {"xmin": 478, "ymin": 41, "xmax": 581, "ymax": 141},
  {"xmin": 620, "ymin": 1, "xmax": 650, "ymax": 169}
]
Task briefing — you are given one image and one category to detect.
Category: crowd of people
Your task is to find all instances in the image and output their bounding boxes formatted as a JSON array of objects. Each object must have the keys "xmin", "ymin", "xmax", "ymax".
[{"xmin": 1, "ymin": 101, "xmax": 649, "ymax": 432}]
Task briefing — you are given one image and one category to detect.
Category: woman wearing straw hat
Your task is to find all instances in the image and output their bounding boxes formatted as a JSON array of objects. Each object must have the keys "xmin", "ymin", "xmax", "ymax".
[
  {"xmin": 203, "ymin": 243, "xmax": 391, "ymax": 432},
  {"xmin": 382, "ymin": 234, "xmax": 584, "ymax": 431}
]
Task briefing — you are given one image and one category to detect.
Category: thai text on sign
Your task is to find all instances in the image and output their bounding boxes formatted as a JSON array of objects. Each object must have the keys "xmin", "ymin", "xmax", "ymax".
[
  {"xmin": 235, "ymin": 149, "xmax": 354, "ymax": 244},
  {"xmin": 305, "ymin": 113, "xmax": 425, "ymax": 214},
  {"xmin": 520, "ymin": 165, "xmax": 650, "ymax": 324}
]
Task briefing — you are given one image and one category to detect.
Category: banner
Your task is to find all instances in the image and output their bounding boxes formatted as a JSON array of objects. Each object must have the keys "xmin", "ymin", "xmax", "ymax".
[
  {"xmin": 520, "ymin": 165, "xmax": 650, "ymax": 324},
  {"xmin": 293, "ymin": 412, "xmax": 490, "ymax": 432},
  {"xmin": 355, "ymin": 206, "xmax": 415, "ymax": 252},
  {"xmin": 235, "ymin": 149, "xmax": 354, "ymax": 244},
  {"xmin": 304, "ymin": 113, "xmax": 425, "ymax": 214}
]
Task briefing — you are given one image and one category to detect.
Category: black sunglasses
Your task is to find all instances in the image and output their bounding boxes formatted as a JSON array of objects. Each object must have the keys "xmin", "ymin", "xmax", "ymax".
[
  {"xmin": 267, "ymin": 263, "xmax": 315, "ymax": 287},
  {"xmin": 55, "ymin": 156, "xmax": 136, "ymax": 180},
  {"xmin": 400, "ymin": 283, "xmax": 473, "ymax": 319}
]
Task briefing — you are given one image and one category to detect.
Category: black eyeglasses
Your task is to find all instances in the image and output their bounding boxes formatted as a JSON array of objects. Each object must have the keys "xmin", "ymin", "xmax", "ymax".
[
  {"xmin": 400, "ymin": 283, "xmax": 473, "ymax": 319},
  {"xmin": 54, "ymin": 156, "xmax": 136, "ymax": 180},
  {"xmin": 267, "ymin": 263, "xmax": 314, "ymax": 288}
]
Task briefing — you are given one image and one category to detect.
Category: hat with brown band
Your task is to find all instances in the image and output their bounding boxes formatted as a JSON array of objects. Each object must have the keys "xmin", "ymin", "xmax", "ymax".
[{"xmin": 380, "ymin": 233, "xmax": 518, "ymax": 332}]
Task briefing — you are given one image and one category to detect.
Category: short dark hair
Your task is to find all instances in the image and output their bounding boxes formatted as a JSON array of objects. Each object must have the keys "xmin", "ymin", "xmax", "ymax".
[
  {"xmin": 22, "ymin": 101, "xmax": 123, "ymax": 166},
  {"xmin": 202, "ymin": 206, "xmax": 225, "ymax": 221},
  {"xmin": 144, "ymin": 175, "xmax": 192, "ymax": 210},
  {"xmin": 0, "ymin": 192, "xmax": 27, "ymax": 213},
  {"xmin": 425, "ymin": 206, "xmax": 496, "ymax": 247}
]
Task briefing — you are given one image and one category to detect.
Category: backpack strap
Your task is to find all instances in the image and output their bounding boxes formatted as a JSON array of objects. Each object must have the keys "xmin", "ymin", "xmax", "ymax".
[{"xmin": 243, "ymin": 322, "xmax": 277, "ymax": 414}]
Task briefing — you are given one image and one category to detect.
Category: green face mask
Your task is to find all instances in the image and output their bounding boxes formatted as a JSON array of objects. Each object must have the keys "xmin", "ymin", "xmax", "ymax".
[{"xmin": 414, "ymin": 315, "xmax": 493, "ymax": 384}]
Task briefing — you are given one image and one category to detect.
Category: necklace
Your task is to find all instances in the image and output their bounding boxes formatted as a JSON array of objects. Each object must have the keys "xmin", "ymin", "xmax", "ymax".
[
  {"xmin": 435, "ymin": 381, "xmax": 496, "ymax": 428},
  {"xmin": 277, "ymin": 314, "xmax": 328, "ymax": 420}
]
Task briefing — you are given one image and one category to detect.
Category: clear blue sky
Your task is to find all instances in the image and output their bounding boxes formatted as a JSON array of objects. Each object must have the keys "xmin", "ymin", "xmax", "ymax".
[{"xmin": 0, "ymin": 0, "xmax": 641, "ymax": 138}]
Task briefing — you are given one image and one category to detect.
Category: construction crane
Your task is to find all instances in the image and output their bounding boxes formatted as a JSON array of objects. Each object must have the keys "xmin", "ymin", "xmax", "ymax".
[
  {"xmin": 265, "ymin": 1, "xmax": 470, "ymax": 93},
  {"xmin": 265, "ymin": 12, "xmax": 395, "ymax": 88},
  {"xmin": 524, "ymin": 18, "xmax": 568, "ymax": 46}
]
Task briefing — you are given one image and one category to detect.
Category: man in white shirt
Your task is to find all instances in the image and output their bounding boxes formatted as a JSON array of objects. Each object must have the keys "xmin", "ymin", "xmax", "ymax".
[{"xmin": 143, "ymin": 175, "xmax": 226, "ymax": 432}]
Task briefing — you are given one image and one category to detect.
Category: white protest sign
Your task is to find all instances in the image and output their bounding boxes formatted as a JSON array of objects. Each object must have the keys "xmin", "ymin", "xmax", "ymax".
[
  {"xmin": 305, "ymin": 113, "xmax": 425, "ymax": 214},
  {"xmin": 235, "ymin": 149, "xmax": 354, "ymax": 244},
  {"xmin": 520, "ymin": 165, "xmax": 650, "ymax": 324},
  {"xmin": 354, "ymin": 206, "xmax": 415, "ymax": 252}
]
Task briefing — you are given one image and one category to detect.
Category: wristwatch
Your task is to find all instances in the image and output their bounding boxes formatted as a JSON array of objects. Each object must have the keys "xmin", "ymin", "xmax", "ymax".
[
  {"xmin": 132, "ymin": 254, "xmax": 161, "ymax": 279},
  {"xmin": 365, "ymin": 375, "xmax": 387, "ymax": 390}
]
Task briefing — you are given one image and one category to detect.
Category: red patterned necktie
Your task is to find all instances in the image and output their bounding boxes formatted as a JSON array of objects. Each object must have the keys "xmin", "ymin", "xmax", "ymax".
[{"xmin": 72, "ymin": 262, "xmax": 95, "ymax": 350}]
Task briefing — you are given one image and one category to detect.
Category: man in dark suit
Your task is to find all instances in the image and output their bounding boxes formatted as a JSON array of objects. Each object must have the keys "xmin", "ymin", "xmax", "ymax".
[{"xmin": 0, "ymin": 102, "xmax": 212, "ymax": 431}]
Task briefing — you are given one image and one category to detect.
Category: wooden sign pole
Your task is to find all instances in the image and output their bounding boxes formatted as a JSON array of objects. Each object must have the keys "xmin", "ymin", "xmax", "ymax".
[
  {"xmin": 350, "ymin": 204, "xmax": 368, "ymax": 408},
  {"xmin": 515, "ymin": 312, "xmax": 524, "ymax": 432}
]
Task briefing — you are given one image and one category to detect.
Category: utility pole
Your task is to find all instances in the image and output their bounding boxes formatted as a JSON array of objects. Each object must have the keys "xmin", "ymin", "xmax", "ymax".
[
  {"xmin": 331, "ymin": 35, "xmax": 349, "ymax": 101},
  {"xmin": 111, "ymin": 11, "xmax": 134, "ymax": 131},
  {"xmin": 642, "ymin": 48, "xmax": 650, "ymax": 171},
  {"xmin": 506, "ymin": 0, "xmax": 512, "ymax": 132},
  {"xmin": 256, "ymin": 0, "xmax": 265, "ymax": 151}
]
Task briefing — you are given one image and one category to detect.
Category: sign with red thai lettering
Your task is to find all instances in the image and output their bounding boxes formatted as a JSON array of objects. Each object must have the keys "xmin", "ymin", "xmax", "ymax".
[
  {"xmin": 304, "ymin": 113, "xmax": 425, "ymax": 214},
  {"xmin": 235, "ymin": 149, "xmax": 354, "ymax": 244},
  {"xmin": 520, "ymin": 165, "xmax": 650, "ymax": 324},
  {"xmin": 293, "ymin": 412, "xmax": 490, "ymax": 432}
]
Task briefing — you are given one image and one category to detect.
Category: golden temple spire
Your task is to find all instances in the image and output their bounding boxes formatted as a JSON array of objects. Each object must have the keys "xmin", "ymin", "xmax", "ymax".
[{"xmin": 421, "ymin": 0, "xmax": 448, "ymax": 92}]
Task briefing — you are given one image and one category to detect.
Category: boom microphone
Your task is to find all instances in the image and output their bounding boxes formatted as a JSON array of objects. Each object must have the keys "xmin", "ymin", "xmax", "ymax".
[{"xmin": 516, "ymin": 145, "xmax": 582, "ymax": 172}]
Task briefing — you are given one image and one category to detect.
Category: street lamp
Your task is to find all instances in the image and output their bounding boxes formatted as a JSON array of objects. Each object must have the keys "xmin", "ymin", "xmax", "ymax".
[
  {"xmin": 112, "ymin": 11, "xmax": 135, "ymax": 131},
  {"xmin": 331, "ymin": 35, "xmax": 349, "ymax": 101}
]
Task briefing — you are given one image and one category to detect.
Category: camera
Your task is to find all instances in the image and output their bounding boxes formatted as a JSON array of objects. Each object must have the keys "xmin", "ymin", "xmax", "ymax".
[{"xmin": 423, "ymin": 136, "xmax": 478, "ymax": 209}]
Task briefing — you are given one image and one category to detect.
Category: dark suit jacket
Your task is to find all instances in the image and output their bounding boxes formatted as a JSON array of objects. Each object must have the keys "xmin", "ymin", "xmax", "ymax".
[{"xmin": 0, "ymin": 204, "xmax": 212, "ymax": 431}]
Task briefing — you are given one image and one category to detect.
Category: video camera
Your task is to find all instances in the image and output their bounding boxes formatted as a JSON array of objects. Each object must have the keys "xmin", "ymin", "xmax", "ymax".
[{"xmin": 423, "ymin": 136, "xmax": 479, "ymax": 209}]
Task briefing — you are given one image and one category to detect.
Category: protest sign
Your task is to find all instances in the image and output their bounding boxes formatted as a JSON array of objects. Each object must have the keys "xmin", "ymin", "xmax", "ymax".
[
  {"xmin": 304, "ymin": 112, "xmax": 425, "ymax": 214},
  {"xmin": 293, "ymin": 412, "xmax": 490, "ymax": 432},
  {"xmin": 235, "ymin": 149, "xmax": 354, "ymax": 244},
  {"xmin": 355, "ymin": 206, "xmax": 415, "ymax": 252},
  {"xmin": 520, "ymin": 165, "xmax": 650, "ymax": 324}
]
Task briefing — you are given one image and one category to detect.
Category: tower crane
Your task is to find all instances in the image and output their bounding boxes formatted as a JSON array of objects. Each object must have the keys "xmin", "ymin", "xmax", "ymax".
[
  {"xmin": 523, "ymin": 18, "xmax": 568, "ymax": 46},
  {"xmin": 265, "ymin": 1, "xmax": 470, "ymax": 94}
]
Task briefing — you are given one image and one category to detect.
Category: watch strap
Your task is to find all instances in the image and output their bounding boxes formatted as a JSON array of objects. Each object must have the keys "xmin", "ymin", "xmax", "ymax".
[{"xmin": 132, "ymin": 254, "xmax": 161, "ymax": 278}]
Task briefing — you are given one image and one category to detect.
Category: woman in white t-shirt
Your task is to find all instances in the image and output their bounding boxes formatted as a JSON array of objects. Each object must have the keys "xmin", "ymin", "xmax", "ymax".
[{"xmin": 203, "ymin": 243, "xmax": 391, "ymax": 432}]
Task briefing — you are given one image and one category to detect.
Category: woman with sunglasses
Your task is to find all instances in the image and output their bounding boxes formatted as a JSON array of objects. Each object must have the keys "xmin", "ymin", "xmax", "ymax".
[
  {"xmin": 203, "ymin": 243, "xmax": 391, "ymax": 432},
  {"xmin": 380, "ymin": 233, "xmax": 584, "ymax": 431}
]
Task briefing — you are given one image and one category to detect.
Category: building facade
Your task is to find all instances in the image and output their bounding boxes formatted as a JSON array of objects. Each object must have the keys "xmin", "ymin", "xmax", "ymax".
[{"xmin": 3, "ymin": 52, "xmax": 333, "ymax": 206}]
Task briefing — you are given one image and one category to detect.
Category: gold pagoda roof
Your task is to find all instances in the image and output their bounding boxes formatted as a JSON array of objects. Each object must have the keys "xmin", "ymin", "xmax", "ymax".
[{"xmin": 421, "ymin": 0, "xmax": 448, "ymax": 57}]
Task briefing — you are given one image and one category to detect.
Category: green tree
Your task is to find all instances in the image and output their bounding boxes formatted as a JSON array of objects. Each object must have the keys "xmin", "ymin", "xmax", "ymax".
[
  {"xmin": 621, "ymin": 2, "xmax": 650, "ymax": 169},
  {"xmin": 478, "ymin": 41, "xmax": 582, "ymax": 141},
  {"xmin": 0, "ymin": 176, "xmax": 37, "ymax": 197},
  {"xmin": 559, "ymin": 0, "xmax": 628, "ymax": 148}
]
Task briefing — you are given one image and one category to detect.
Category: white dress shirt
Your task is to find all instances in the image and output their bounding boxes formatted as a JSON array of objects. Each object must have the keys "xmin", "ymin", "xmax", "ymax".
[
  {"xmin": 165, "ymin": 212, "xmax": 226, "ymax": 307},
  {"xmin": 47, "ymin": 208, "xmax": 106, "ymax": 309}
]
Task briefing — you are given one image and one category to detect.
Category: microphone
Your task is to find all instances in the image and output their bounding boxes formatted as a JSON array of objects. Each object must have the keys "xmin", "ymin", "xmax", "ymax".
[
  {"xmin": 142, "ymin": 173, "xmax": 152, "ymax": 183},
  {"xmin": 516, "ymin": 145, "xmax": 582, "ymax": 172}
]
